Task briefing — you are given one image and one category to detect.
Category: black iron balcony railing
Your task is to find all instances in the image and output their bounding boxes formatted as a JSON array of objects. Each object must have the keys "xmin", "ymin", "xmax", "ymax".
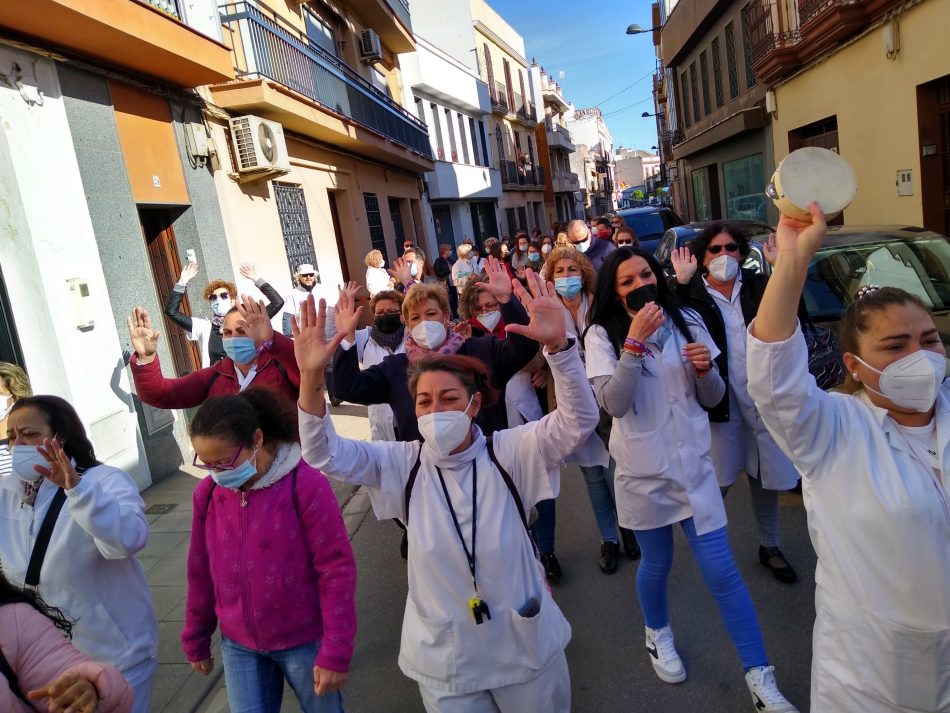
[
  {"xmin": 518, "ymin": 99, "xmax": 535, "ymax": 123},
  {"xmin": 745, "ymin": 0, "xmax": 801, "ymax": 66},
  {"xmin": 491, "ymin": 81, "xmax": 509, "ymax": 113},
  {"xmin": 500, "ymin": 160, "xmax": 545, "ymax": 187},
  {"xmin": 143, "ymin": 0, "xmax": 181, "ymax": 18},
  {"xmin": 220, "ymin": 0, "xmax": 431, "ymax": 159}
]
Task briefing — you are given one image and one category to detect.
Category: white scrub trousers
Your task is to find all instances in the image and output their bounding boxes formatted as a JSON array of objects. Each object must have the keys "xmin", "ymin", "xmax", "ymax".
[{"xmin": 417, "ymin": 650, "xmax": 570, "ymax": 713}]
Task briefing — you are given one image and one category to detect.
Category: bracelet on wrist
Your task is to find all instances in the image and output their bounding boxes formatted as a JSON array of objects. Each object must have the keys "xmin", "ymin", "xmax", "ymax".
[{"xmin": 623, "ymin": 338, "xmax": 653, "ymax": 358}]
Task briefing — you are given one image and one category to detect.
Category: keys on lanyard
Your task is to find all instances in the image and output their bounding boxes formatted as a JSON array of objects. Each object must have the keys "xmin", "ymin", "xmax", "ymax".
[{"xmin": 469, "ymin": 593, "xmax": 492, "ymax": 625}]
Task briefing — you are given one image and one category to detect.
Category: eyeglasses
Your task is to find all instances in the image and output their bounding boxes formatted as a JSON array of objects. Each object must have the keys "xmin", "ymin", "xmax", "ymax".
[
  {"xmin": 193, "ymin": 443, "xmax": 244, "ymax": 473},
  {"xmin": 707, "ymin": 243, "xmax": 739, "ymax": 255},
  {"xmin": 617, "ymin": 241, "xmax": 633, "ymax": 247},
  {"xmin": 209, "ymin": 292, "xmax": 231, "ymax": 302},
  {"xmin": 299, "ymin": 273, "xmax": 315, "ymax": 278}
]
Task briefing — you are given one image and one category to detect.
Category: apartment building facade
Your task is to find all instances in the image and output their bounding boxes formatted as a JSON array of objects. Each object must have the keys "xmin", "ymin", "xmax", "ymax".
[
  {"xmin": 535, "ymin": 65, "xmax": 581, "ymax": 225},
  {"xmin": 565, "ymin": 107, "xmax": 617, "ymax": 217},
  {"xmin": 473, "ymin": 0, "xmax": 547, "ymax": 237}
]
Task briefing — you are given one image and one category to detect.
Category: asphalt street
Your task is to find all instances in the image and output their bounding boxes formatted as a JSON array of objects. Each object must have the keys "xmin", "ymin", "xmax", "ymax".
[{"xmin": 340, "ymin": 466, "xmax": 817, "ymax": 713}]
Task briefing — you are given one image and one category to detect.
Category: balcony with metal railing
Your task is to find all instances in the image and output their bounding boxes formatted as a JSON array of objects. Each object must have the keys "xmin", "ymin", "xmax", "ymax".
[
  {"xmin": 745, "ymin": 0, "xmax": 801, "ymax": 83},
  {"xmin": 500, "ymin": 160, "xmax": 545, "ymax": 190},
  {"xmin": 796, "ymin": 0, "xmax": 869, "ymax": 53},
  {"xmin": 552, "ymin": 170, "xmax": 580, "ymax": 193},
  {"xmin": 491, "ymin": 81, "xmax": 510, "ymax": 115},
  {"xmin": 213, "ymin": 0, "xmax": 433, "ymax": 171},
  {"xmin": 517, "ymin": 99, "xmax": 536, "ymax": 125},
  {"xmin": 546, "ymin": 124, "xmax": 575, "ymax": 153}
]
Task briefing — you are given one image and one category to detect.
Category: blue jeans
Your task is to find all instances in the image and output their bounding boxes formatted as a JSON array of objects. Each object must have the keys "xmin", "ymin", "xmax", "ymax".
[
  {"xmin": 532, "ymin": 499, "xmax": 556, "ymax": 555},
  {"xmin": 580, "ymin": 462, "xmax": 619, "ymax": 543},
  {"xmin": 634, "ymin": 518, "xmax": 768, "ymax": 671},
  {"xmin": 220, "ymin": 637, "xmax": 344, "ymax": 713}
]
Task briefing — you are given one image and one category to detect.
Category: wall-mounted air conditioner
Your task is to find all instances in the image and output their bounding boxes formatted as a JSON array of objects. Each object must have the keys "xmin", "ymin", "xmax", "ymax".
[
  {"xmin": 228, "ymin": 115, "xmax": 291, "ymax": 181},
  {"xmin": 359, "ymin": 29, "xmax": 383, "ymax": 63}
]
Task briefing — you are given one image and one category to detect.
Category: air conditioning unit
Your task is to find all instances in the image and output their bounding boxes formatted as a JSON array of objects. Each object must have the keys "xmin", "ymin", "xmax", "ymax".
[
  {"xmin": 228, "ymin": 115, "xmax": 290, "ymax": 177},
  {"xmin": 359, "ymin": 28, "xmax": 383, "ymax": 63}
]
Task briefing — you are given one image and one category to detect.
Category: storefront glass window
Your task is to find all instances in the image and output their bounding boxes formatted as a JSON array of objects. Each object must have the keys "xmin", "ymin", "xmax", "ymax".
[
  {"xmin": 723, "ymin": 154, "xmax": 766, "ymax": 223},
  {"xmin": 691, "ymin": 168, "xmax": 711, "ymax": 221}
]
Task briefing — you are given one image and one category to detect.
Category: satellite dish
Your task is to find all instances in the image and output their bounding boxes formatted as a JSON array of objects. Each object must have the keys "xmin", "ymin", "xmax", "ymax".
[{"xmin": 258, "ymin": 122, "xmax": 276, "ymax": 163}]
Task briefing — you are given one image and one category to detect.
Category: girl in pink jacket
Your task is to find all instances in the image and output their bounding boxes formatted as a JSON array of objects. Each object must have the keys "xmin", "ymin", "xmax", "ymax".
[
  {"xmin": 0, "ymin": 571, "xmax": 133, "ymax": 713},
  {"xmin": 181, "ymin": 387, "xmax": 357, "ymax": 713}
]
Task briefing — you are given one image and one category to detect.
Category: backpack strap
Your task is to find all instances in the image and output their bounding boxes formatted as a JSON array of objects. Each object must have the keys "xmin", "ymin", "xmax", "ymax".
[
  {"xmin": 0, "ymin": 642, "xmax": 27, "ymax": 704},
  {"xmin": 402, "ymin": 444, "xmax": 423, "ymax": 526},
  {"xmin": 203, "ymin": 481, "xmax": 217, "ymax": 517},
  {"xmin": 486, "ymin": 437, "xmax": 533, "ymax": 543},
  {"xmin": 25, "ymin": 488, "xmax": 67, "ymax": 591}
]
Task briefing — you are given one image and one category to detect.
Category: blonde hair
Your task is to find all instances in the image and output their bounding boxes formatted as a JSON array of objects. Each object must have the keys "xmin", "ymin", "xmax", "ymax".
[
  {"xmin": 554, "ymin": 232, "xmax": 573, "ymax": 249},
  {"xmin": 0, "ymin": 362, "xmax": 31, "ymax": 401},
  {"xmin": 402, "ymin": 282, "xmax": 450, "ymax": 322},
  {"xmin": 541, "ymin": 248, "xmax": 597, "ymax": 295},
  {"xmin": 364, "ymin": 249, "xmax": 384, "ymax": 268},
  {"xmin": 457, "ymin": 244, "xmax": 473, "ymax": 258}
]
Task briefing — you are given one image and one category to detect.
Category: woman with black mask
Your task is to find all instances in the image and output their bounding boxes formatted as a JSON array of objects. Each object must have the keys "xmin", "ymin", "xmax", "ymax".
[
  {"xmin": 352, "ymin": 289, "xmax": 406, "ymax": 442},
  {"xmin": 583, "ymin": 248, "xmax": 797, "ymax": 712}
]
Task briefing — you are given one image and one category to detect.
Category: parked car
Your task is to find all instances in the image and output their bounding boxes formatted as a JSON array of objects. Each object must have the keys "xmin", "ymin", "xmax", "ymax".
[
  {"xmin": 654, "ymin": 219, "xmax": 775, "ymax": 267},
  {"xmin": 615, "ymin": 206, "xmax": 685, "ymax": 253}
]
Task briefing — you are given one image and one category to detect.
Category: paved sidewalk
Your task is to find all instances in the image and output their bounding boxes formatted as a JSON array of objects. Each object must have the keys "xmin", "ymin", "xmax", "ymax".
[{"xmin": 139, "ymin": 404, "xmax": 372, "ymax": 713}]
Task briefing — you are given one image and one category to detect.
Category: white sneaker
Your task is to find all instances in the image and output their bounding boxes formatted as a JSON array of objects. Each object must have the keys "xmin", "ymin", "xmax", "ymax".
[
  {"xmin": 745, "ymin": 666, "xmax": 798, "ymax": 712},
  {"xmin": 644, "ymin": 625, "xmax": 687, "ymax": 684}
]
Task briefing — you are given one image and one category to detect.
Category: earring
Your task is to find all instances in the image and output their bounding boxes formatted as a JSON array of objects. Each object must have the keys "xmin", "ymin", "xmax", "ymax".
[{"xmin": 852, "ymin": 372, "xmax": 859, "ymax": 381}]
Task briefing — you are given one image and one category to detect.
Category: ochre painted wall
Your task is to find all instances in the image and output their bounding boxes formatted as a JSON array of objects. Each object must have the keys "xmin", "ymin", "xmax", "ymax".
[
  {"xmin": 771, "ymin": 0, "xmax": 950, "ymax": 226},
  {"xmin": 110, "ymin": 80, "xmax": 190, "ymax": 204}
]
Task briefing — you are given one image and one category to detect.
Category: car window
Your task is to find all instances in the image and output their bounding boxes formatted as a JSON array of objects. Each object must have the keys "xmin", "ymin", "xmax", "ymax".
[
  {"xmin": 805, "ymin": 237, "xmax": 950, "ymax": 319},
  {"xmin": 656, "ymin": 230, "xmax": 676, "ymax": 264},
  {"xmin": 743, "ymin": 248, "xmax": 765, "ymax": 274},
  {"xmin": 621, "ymin": 213, "xmax": 666, "ymax": 240}
]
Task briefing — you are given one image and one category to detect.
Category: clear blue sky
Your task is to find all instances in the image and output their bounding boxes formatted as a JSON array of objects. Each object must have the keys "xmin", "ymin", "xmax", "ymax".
[{"xmin": 488, "ymin": 0, "xmax": 661, "ymax": 154}]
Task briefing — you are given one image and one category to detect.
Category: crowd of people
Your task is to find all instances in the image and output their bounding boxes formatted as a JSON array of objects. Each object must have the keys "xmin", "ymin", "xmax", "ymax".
[{"xmin": 0, "ymin": 201, "xmax": 948, "ymax": 713}]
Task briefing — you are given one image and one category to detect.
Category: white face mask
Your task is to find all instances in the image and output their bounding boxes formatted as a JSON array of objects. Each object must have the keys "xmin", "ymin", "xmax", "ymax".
[
  {"xmin": 708, "ymin": 255, "xmax": 739, "ymax": 282},
  {"xmin": 418, "ymin": 395, "xmax": 475, "ymax": 457},
  {"xmin": 211, "ymin": 299, "xmax": 233, "ymax": 317},
  {"xmin": 854, "ymin": 350, "xmax": 946, "ymax": 412},
  {"xmin": 0, "ymin": 395, "xmax": 11, "ymax": 421},
  {"xmin": 542, "ymin": 244, "xmax": 552, "ymax": 254},
  {"xmin": 477, "ymin": 310, "xmax": 502, "ymax": 333},
  {"xmin": 11, "ymin": 445, "xmax": 47, "ymax": 483},
  {"xmin": 411, "ymin": 320, "xmax": 447, "ymax": 350},
  {"xmin": 573, "ymin": 238, "xmax": 591, "ymax": 254}
]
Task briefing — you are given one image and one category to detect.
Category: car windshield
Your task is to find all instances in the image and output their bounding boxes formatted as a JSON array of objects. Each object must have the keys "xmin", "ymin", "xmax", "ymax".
[
  {"xmin": 621, "ymin": 213, "xmax": 665, "ymax": 240},
  {"xmin": 805, "ymin": 236, "xmax": 950, "ymax": 319}
]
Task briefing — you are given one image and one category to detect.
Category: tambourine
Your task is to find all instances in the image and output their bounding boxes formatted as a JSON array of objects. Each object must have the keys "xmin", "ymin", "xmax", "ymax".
[{"xmin": 766, "ymin": 147, "xmax": 857, "ymax": 222}]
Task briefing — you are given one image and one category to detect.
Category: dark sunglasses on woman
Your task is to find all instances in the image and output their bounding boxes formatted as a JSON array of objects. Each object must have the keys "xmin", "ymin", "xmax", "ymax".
[{"xmin": 707, "ymin": 243, "xmax": 739, "ymax": 255}]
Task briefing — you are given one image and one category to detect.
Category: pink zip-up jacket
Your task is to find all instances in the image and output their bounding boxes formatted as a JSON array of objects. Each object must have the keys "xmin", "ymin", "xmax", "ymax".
[
  {"xmin": 0, "ymin": 603, "xmax": 133, "ymax": 712},
  {"xmin": 181, "ymin": 452, "xmax": 357, "ymax": 672}
]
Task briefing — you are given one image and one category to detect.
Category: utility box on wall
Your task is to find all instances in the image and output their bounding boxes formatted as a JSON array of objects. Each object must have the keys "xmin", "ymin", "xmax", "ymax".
[
  {"xmin": 897, "ymin": 169, "xmax": 913, "ymax": 196},
  {"xmin": 65, "ymin": 278, "xmax": 95, "ymax": 331}
]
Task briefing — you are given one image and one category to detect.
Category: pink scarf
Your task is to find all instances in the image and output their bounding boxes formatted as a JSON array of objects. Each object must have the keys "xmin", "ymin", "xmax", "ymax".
[{"xmin": 404, "ymin": 329, "xmax": 464, "ymax": 364}]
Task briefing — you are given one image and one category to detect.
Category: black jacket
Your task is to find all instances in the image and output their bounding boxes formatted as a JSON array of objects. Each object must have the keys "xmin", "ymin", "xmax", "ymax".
[
  {"xmin": 670, "ymin": 269, "xmax": 767, "ymax": 422},
  {"xmin": 433, "ymin": 257, "xmax": 452, "ymax": 283}
]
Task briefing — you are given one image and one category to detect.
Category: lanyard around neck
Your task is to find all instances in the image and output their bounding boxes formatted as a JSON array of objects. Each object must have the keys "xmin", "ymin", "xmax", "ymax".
[{"xmin": 436, "ymin": 460, "xmax": 479, "ymax": 593}]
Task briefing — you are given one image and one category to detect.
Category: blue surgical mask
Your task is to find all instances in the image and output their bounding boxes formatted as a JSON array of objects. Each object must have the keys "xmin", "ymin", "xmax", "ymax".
[
  {"xmin": 409, "ymin": 262, "xmax": 419, "ymax": 277},
  {"xmin": 554, "ymin": 276, "xmax": 583, "ymax": 298},
  {"xmin": 211, "ymin": 298, "xmax": 233, "ymax": 317},
  {"xmin": 211, "ymin": 447, "xmax": 259, "ymax": 489},
  {"xmin": 223, "ymin": 336, "xmax": 257, "ymax": 365},
  {"xmin": 528, "ymin": 252, "xmax": 541, "ymax": 264}
]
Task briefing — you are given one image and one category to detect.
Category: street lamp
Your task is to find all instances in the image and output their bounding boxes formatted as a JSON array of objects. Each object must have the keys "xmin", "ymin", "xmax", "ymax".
[
  {"xmin": 642, "ymin": 111, "xmax": 660, "ymax": 117},
  {"xmin": 626, "ymin": 23, "xmax": 662, "ymax": 34}
]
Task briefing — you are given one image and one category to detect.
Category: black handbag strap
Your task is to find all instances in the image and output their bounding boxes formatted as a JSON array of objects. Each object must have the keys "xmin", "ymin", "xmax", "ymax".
[
  {"xmin": 25, "ymin": 488, "xmax": 67, "ymax": 590},
  {"xmin": 0, "ymin": 641, "xmax": 27, "ymax": 703}
]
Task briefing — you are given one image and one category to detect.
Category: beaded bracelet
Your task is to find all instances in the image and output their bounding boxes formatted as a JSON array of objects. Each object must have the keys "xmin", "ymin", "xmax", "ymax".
[{"xmin": 623, "ymin": 338, "xmax": 653, "ymax": 358}]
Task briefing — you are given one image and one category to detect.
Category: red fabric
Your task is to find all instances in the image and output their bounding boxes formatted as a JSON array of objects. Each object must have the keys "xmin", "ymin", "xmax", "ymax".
[
  {"xmin": 181, "ymin": 461, "xmax": 357, "ymax": 672},
  {"xmin": 468, "ymin": 316, "xmax": 508, "ymax": 340},
  {"xmin": 131, "ymin": 332, "xmax": 300, "ymax": 409}
]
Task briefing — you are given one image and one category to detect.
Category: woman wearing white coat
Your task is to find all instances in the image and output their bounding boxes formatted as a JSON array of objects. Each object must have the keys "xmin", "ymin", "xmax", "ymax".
[
  {"xmin": 585, "ymin": 247, "xmax": 797, "ymax": 712},
  {"xmin": 294, "ymin": 271, "xmax": 597, "ymax": 713},
  {"xmin": 747, "ymin": 203, "xmax": 950, "ymax": 712},
  {"xmin": 1, "ymin": 395, "xmax": 158, "ymax": 712}
]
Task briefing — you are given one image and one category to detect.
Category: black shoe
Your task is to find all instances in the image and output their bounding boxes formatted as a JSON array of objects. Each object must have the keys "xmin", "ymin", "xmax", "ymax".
[
  {"xmin": 620, "ymin": 527, "xmax": 641, "ymax": 560},
  {"xmin": 540, "ymin": 552, "xmax": 563, "ymax": 580},
  {"xmin": 399, "ymin": 530, "xmax": 408, "ymax": 560},
  {"xmin": 598, "ymin": 541, "xmax": 620, "ymax": 574},
  {"xmin": 759, "ymin": 546, "xmax": 797, "ymax": 584}
]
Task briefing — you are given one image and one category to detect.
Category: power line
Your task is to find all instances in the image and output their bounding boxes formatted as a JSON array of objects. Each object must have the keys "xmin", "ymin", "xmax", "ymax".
[
  {"xmin": 594, "ymin": 71, "xmax": 654, "ymax": 107},
  {"xmin": 602, "ymin": 96, "xmax": 654, "ymax": 117}
]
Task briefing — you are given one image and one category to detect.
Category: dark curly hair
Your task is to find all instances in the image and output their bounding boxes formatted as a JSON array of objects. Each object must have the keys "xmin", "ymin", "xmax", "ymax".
[
  {"xmin": 0, "ymin": 569, "xmax": 74, "ymax": 637},
  {"xmin": 190, "ymin": 387, "xmax": 299, "ymax": 451},
  {"xmin": 690, "ymin": 221, "xmax": 751, "ymax": 267}
]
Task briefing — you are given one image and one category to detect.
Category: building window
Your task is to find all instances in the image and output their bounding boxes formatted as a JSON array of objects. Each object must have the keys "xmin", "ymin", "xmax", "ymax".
[
  {"xmin": 414, "ymin": 96, "xmax": 426, "ymax": 126},
  {"xmin": 275, "ymin": 183, "xmax": 318, "ymax": 280},
  {"xmin": 478, "ymin": 120, "xmax": 490, "ymax": 166},
  {"xmin": 388, "ymin": 197, "xmax": 407, "ymax": 246},
  {"xmin": 689, "ymin": 62, "xmax": 701, "ymax": 123},
  {"xmin": 679, "ymin": 71, "xmax": 691, "ymax": 128},
  {"xmin": 444, "ymin": 108, "xmax": 458, "ymax": 162},
  {"xmin": 711, "ymin": 37, "xmax": 724, "ymax": 108},
  {"xmin": 431, "ymin": 102, "xmax": 445, "ymax": 160},
  {"xmin": 789, "ymin": 116, "xmax": 840, "ymax": 151},
  {"xmin": 363, "ymin": 193, "xmax": 388, "ymax": 261},
  {"xmin": 468, "ymin": 117, "xmax": 480, "ymax": 166},
  {"xmin": 303, "ymin": 6, "xmax": 336, "ymax": 57},
  {"xmin": 494, "ymin": 124, "xmax": 505, "ymax": 166},
  {"xmin": 691, "ymin": 168, "xmax": 712, "ymax": 221},
  {"xmin": 505, "ymin": 208, "xmax": 517, "ymax": 236},
  {"xmin": 517, "ymin": 207, "xmax": 527, "ymax": 231},
  {"xmin": 725, "ymin": 22, "xmax": 740, "ymax": 99},
  {"xmin": 724, "ymin": 154, "xmax": 766, "ymax": 223},
  {"xmin": 699, "ymin": 50, "xmax": 712, "ymax": 116},
  {"xmin": 459, "ymin": 114, "xmax": 471, "ymax": 164},
  {"xmin": 482, "ymin": 43, "xmax": 494, "ymax": 86},
  {"xmin": 740, "ymin": 11, "xmax": 757, "ymax": 89}
]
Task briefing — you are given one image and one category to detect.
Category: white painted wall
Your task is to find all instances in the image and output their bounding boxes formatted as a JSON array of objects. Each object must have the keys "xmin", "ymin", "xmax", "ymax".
[
  {"xmin": 428, "ymin": 162, "xmax": 501, "ymax": 201},
  {"xmin": 0, "ymin": 47, "xmax": 150, "ymax": 488}
]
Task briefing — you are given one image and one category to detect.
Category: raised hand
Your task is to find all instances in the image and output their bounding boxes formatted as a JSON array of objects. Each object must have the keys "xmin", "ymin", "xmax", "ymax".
[
  {"xmin": 334, "ymin": 283, "xmax": 363, "ymax": 341},
  {"xmin": 670, "ymin": 247, "xmax": 698, "ymax": 285},
  {"xmin": 388, "ymin": 257, "xmax": 412, "ymax": 286},
  {"xmin": 775, "ymin": 202, "xmax": 827, "ymax": 265},
  {"xmin": 314, "ymin": 666, "xmax": 348, "ymax": 696},
  {"xmin": 505, "ymin": 268, "xmax": 568, "ymax": 351},
  {"xmin": 628, "ymin": 302, "xmax": 664, "ymax": 343},
  {"xmin": 237, "ymin": 294, "xmax": 274, "ymax": 345},
  {"xmin": 28, "ymin": 671, "xmax": 99, "ymax": 713},
  {"xmin": 179, "ymin": 262, "xmax": 199, "ymax": 285},
  {"xmin": 239, "ymin": 262, "xmax": 260, "ymax": 281},
  {"xmin": 762, "ymin": 232, "xmax": 779, "ymax": 266},
  {"xmin": 127, "ymin": 307, "xmax": 160, "ymax": 364},
  {"xmin": 683, "ymin": 342, "xmax": 713, "ymax": 376},
  {"xmin": 293, "ymin": 296, "xmax": 354, "ymax": 375},
  {"xmin": 474, "ymin": 256, "xmax": 514, "ymax": 304},
  {"xmin": 35, "ymin": 436, "xmax": 80, "ymax": 490}
]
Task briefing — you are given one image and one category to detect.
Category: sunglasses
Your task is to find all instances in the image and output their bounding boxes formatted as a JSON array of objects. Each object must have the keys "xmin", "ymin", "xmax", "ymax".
[
  {"xmin": 193, "ymin": 443, "xmax": 244, "ymax": 473},
  {"xmin": 707, "ymin": 243, "xmax": 739, "ymax": 255},
  {"xmin": 299, "ymin": 273, "xmax": 315, "ymax": 278},
  {"xmin": 617, "ymin": 241, "xmax": 633, "ymax": 246},
  {"xmin": 209, "ymin": 292, "xmax": 231, "ymax": 302}
]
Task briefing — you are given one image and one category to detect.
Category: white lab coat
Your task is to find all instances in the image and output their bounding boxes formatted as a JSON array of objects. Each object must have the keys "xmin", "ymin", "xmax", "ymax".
[
  {"xmin": 355, "ymin": 326, "xmax": 405, "ymax": 441},
  {"xmin": 283, "ymin": 285, "xmax": 337, "ymax": 338},
  {"xmin": 366, "ymin": 266, "xmax": 394, "ymax": 297},
  {"xmin": 585, "ymin": 311, "xmax": 726, "ymax": 535},
  {"xmin": 0, "ymin": 466, "xmax": 159, "ymax": 684},
  {"xmin": 747, "ymin": 325, "xmax": 950, "ymax": 712},
  {"xmin": 451, "ymin": 258, "xmax": 476, "ymax": 288},
  {"xmin": 299, "ymin": 344, "xmax": 598, "ymax": 695}
]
